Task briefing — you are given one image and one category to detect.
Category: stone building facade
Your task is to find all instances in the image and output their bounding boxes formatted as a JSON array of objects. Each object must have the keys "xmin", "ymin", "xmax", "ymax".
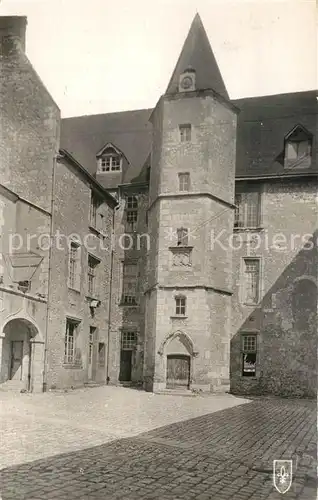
[{"xmin": 1, "ymin": 14, "xmax": 317, "ymax": 397}]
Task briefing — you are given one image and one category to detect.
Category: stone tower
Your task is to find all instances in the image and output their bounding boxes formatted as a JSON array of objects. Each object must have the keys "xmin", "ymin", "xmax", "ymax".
[{"xmin": 144, "ymin": 14, "xmax": 238, "ymax": 392}]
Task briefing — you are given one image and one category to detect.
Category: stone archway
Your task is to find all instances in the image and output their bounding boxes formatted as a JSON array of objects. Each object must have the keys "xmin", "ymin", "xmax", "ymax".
[
  {"xmin": 157, "ymin": 331, "xmax": 198, "ymax": 390},
  {"xmin": 0, "ymin": 318, "xmax": 43, "ymax": 391}
]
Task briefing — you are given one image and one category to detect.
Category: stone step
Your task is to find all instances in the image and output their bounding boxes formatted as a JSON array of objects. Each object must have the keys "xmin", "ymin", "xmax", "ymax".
[{"xmin": 155, "ymin": 389, "xmax": 197, "ymax": 397}]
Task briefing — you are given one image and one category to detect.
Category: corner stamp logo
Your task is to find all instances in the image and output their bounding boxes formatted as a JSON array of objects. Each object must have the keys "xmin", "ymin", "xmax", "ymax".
[{"xmin": 273, "ymin": 460, "xmax": 293, "ymax": 494}]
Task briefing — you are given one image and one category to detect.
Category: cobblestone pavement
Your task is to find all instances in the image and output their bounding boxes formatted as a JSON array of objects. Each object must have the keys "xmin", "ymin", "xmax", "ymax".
[
  {"xmin": 0, "ymin": 388, "xmax": 316, "ymax": 500},
  {"xmin": 0, "ymin": 386, "xmax": 247, "ymax": 470}
]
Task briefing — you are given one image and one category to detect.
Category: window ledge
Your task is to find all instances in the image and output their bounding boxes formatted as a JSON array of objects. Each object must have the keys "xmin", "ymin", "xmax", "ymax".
[
  {"xmin": 171, "ymin": 315, "xmax": 188, "ymax": 319},
  {"xmin": 119, "ymin": 302, "xmax": 139, "ymax": 307},
  {"xmin": 88, "ymin": 225, "xmax": 107, "ymax": 238},
  {"xmin": 68, "ymin": 287, "xmax": 81, "ymax": 294},
  {"xmin": 169, "ymin": 246, "xmax": 193, "ymax": 251},
  {"xmin": 233, "ymin": 227, "xmax": 264, "ymax": 233},
  {"xmin": 63, "ymin": 363, "xmax": 83, "ymax": 370},
  {"xmin": 86, "ymin": 295, "xmax": 100, "ymax": 301},
  {"xmin": 242, "ymin": 303, "xmax": 261, "ymax": 307}
]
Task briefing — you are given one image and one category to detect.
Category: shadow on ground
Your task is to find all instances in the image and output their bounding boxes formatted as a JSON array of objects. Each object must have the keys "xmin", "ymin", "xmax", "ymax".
[{"xmin": 0, "ymin": 399, "xmax": 316, "ymax": 500}]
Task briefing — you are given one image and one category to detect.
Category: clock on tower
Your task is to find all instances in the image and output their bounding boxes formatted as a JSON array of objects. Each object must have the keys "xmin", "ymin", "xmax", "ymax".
[{"xmin": 178, "ymin": 67, "xmax": 196, "ymax": 92}]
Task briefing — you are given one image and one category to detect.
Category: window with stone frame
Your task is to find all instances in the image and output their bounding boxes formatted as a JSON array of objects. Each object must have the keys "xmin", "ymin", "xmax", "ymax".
[
  {"xmin": 243, "ymin": 258, "xmax": 260, "ymax": 305},
  {"xmin": 175, "ymin": 295, "xmax": 186, "ymax": 316},
  {"xmin": 241, "ymin": 334, "xmax": 257, "ymax": 377},
  {"xmin": 98, "ymin": 342, "xmax": 106, "ymax": 367},
  {"xmin": 234, "ymin": 185, "xmax": 261, "ymax": 228},
  {"xmin": 179, "ymin": 124, "xmax": 192, "ymax": 142},
  {"xmin": 178, "ymin": 172, "xmax": 190, "ymax": 192},
  {"xmin": 121, "ymin": 331, "xmax": 137, "ymax": 350},
  {"xmin": 284, "ymin": 125, "xmax": 312, "ymax": 169},
  {"xmin": 90, "ymin": 192, "xmax": 102, "ymax": 228},
  {"xmin": 122, "ymin": 263, "xmax": 138, "ymax": 305},
  {"xmin": 68, "ymin": 241, "xmax": 81, "ymax": 291},
  {"xmin": 88, "ymin": 326, "xmax": 96, "ymax": 366},
  {"xmin": 64, "ymin": 319, "xmax": 80, "ymax": 364},
  {"xmin": 177, "ymin": 228, "xmax": 188, "ymax": 246},
  {"xmin": 126, "ymin": 195, "xmax": 138, "ymax": 231},
  {"xmin": 87, "ymin": 254, "xmax": 100, "ymax": 297}
]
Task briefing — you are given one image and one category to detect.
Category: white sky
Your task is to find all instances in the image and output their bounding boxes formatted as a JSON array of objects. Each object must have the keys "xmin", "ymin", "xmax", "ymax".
[{"xmin": 0, "ymin": 0, "xmax": 316, "ymax": 118}]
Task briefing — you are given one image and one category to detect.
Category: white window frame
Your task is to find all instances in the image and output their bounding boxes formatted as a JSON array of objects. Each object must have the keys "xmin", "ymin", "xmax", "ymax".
[
  {"xmin": 175, "ymin": 295, "xmax": 186, "ymax": 316},
  {"xmin": 88, "ymin": 254, "xmax": 100, "ymax": 297},
  {"xmin": 241, "ymin": 333, "xmax": 257, "ymax": 377},
  {"xmin": 121, "ymin": 331, "xmax": 137, "ymax": 350},
  {"xmin": 234, "ymin": 190, "xmax": 261, "ymax": 229},
  {"xmin": 122, "ymin": 263, "xmax": 138, "ymax": 305},
  {"xmin": 241, "ymin": 257, "xmax": 261, "ymax": 305},
  {"xmin": 68, "ymin": 241, "xmax": 81, "ymax": 291},
  {"xmin": 98, "ymin": 155, "xmax": 122, "ymax": 173},
  {"xmin": 178, "ymin": 173, "xmax": 190, "ymax": 192},
  {"xmin": 64, "ymin": 319, "xmax": 80, "ymax": 364}
]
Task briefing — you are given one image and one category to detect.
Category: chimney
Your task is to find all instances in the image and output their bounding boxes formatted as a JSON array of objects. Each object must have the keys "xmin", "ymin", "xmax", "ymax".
[{"xmin": 0, "ymin": 16, "xmax": 27, "ymax": 54}]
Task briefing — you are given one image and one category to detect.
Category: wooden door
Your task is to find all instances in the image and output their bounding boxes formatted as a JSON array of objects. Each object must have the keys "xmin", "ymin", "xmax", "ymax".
[
  {"xmin": 10, "ymin": 341, "xmax": 23, "ymax": 380},
  {"xmin": 119, "ymin": 350, "xmax": 132, "ymax": 382},
  {"xmin": 166, "ymin": 354, "xmax": 190, "ymax": 389}
]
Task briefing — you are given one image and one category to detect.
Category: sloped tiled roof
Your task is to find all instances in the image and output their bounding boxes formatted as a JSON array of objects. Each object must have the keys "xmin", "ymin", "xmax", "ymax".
[
  {"xmin": 166, "ymin": 13, "xmax": 229, "ymax": 100},
  {"xmin": 60, "ymin": 108, "xmax": 152, "ymax": 184},
  {"xmin": 233, "ymin": 90, "xmax": 317, "ymax": 178}
]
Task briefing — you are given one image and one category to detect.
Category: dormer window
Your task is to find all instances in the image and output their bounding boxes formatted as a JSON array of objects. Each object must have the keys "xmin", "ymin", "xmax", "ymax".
[
  {"xmin": 284, "ymin": 125, "xmax": 312, "ymax": 169},
  {"xmin": 100, "ymin": 155, "xmax": 121, "ymax": 172},
  {"xmin": 96, "ymin": 143, "xmax": 123, "ymax": 173}
]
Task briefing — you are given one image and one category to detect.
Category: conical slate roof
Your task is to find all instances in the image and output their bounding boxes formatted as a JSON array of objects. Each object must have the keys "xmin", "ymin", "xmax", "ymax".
[{"xmin": 166, "ymin": 13, "xmax": 229, "ymax": 100}]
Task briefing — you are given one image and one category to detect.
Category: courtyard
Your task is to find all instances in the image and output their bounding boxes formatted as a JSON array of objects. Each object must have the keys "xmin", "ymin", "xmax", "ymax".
[{"xmin": 0, "ymin": 386, "xmax": 316, "ymax": 499}]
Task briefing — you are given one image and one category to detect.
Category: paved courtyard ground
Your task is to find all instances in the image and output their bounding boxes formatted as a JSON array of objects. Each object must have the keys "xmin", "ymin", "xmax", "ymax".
[{"xmin": 0, "ymin": 386, "xmax": 316, "ymax": 499}]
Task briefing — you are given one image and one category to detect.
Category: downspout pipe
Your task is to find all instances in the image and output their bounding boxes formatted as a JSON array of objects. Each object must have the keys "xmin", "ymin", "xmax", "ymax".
[
  {"xmin": 106, "ymin": 196, "xmax": 119, "ymax": 384},
  {"xmin": 42, "ymin": 149, "xmax": 58, "ymax": 392}
]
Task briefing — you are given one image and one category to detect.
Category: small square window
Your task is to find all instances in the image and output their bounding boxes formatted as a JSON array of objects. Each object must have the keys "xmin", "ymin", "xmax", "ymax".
[
  {"xmin": 175, "ymin": 296, "xmax": 186, "ymax": 316},
  {"xmin": 179, "ymin": 124, "xmax": 191, "ymax": 142}
]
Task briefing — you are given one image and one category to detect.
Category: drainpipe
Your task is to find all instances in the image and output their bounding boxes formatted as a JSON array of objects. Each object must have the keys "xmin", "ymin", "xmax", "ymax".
[
  {"xmin": 106, "ymin": 196, "xmax": 119, "ymax": 384},
  {"xmin": 42, "ymin": 147, "xmax": 58, "ymax": 392}
]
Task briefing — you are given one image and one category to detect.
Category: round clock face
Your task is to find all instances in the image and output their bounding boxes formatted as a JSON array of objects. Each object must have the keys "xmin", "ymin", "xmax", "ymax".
[{"xmin": 181, "ymin": 76, "xmax": 193, "ymax": 90}]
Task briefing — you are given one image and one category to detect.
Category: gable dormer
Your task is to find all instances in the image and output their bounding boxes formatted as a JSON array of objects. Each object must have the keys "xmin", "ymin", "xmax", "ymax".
[
  {"xmin": 96, "ymin": 143, "xmax": 123, "ymax": 174},
  {"xmin": 284, "ymin": 124, "xmax": 313, "ymax": 169}
]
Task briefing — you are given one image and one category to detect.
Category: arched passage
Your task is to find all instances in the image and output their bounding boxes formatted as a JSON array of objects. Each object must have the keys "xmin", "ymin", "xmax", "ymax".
[{"xmin": 1, "ymin": 318, "xmax": 42, "ymax": 390}]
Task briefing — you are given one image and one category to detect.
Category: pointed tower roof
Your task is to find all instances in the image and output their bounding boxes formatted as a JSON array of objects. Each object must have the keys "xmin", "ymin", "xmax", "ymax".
[{"xmin": 166, "ymin": 13, "xmax": 229, "ymax": 100}]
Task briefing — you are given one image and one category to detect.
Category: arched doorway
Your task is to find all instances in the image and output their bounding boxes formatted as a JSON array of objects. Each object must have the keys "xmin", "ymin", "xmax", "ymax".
[
  {"xmin": 158, "ymin": 330, "xmax": 198, "ymax": 390},
  {"xmin": 1, "ymin": 318, "xmax": 40, "ymax": 390}
]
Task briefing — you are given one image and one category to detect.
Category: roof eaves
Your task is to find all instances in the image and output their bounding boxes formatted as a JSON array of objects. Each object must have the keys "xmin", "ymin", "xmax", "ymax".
[{"xmin": 58, "ymin": 149, "xmax": 118, "ymax": 207}]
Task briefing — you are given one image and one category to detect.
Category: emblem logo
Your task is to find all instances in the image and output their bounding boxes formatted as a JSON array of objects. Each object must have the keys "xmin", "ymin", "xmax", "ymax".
[{"xmin": 273, "ymin": 460, "xmax": 293, "ymax": 494}]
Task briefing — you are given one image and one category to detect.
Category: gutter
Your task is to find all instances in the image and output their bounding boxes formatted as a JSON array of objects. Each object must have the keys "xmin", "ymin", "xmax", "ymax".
[{"xmin": 106, "ymin": 195, "xmax": 120, "ymax": 384}]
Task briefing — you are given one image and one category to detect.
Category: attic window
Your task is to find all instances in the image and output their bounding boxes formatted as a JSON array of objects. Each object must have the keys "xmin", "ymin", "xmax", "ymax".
[
  {"xmin": 284, "ymin": 125, "xmax": 312, "ymax": 169},
  {"xmin": 98, "ymin": 151, "xmax": 122, "ymax": 173}
]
